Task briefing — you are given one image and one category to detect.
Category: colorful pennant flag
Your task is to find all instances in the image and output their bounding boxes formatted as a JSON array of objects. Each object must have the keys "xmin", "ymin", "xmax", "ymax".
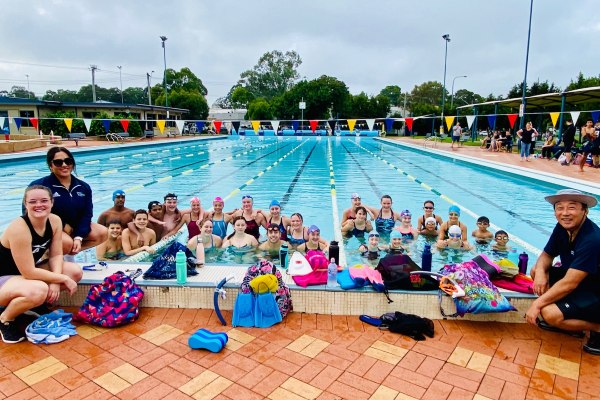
[
  {"xmin": 251, "ymin": 121, "xmax": 260, "ymax": 133},
  {"xmin": 270, "ymin": 121, "xmax": 280, "ymax": 133},
  {"xmin": 347, "ymin": 120, "xmax": 356, "ymax": 132},
  {"xmin": 466, "ymin": 115, "xmax": 476, "ymax": 129},
  {"xmin": 487, "ymin": 115, "xmax": 496, "ymax": 128},
  {"xmin": 549, "ymin": 113, "xmax": 560, "ymax": 128},
  {"xmin": 507, "ymin": 114, "xmax": 518, "ymax": 129},
  {"xmin": 29, "ymin": 118, "xmax": 38, "ymax": 130},
  {"xmin": 102, "ymin": 119, "xmax": 111, "ymax": 133},
  {"xmin": 385, "ymin": 118, "xmax": 395, "ymax": 132},
  {"xmin": 83, "ymin": 119, "xmax": 92, "ymax": 132},
  {"xmin": 291, "ymin": 121, "xmax": 300, "ymax": 131},
  {"xmin": 570, "ymin": 111, "xmax": 580, "ymax": 125},
  {"xmin": 0, "ymin": 117, "xmax": 5, "ymax": 130},
  {"xmin": 195, "ymin": 121, "xmax": 205, "ymax": 133},
  {"xmin": 213, "ymin": 121, "xmax": 222, "ymax": 132},
  {"xmin": 231, "ymin": 121, "xmax": 241, "ymax": 134},
  {"xmin": 404, "ymin": 118, "xmax": 413, "ymax": 132},
  {"xmin": 327, "ymin": 120, "xmax": 336, "ymax": 133},
  {"xmin": 120, "ymin": 120, "xmax": 129, "ymax": 132},
  {"xmin": 309, "ymin": 120, "xmax": 318, "ymax": 133},
  {"xmin": 175, "ymin": 120, "xmax": 185, "ymax": 134},
  {"xmin": 12, "ymin": 117, "xmax": 22, "ymax": 131},
  {"xmin": 444, "ymin": 116, "xmax": 455, "ymax": 131},
  {"xmin": 365, "ymin": 119, "xmax": 375, "ymax": 131},
  {"xmin": 156, "ymin": 120, "xmax": 166, "ymax": 134},
  {"xmin": 591, "ymin": 111, "xmax": 600, "ymax": 124},
  {"xmin": 63, "ymin": 118, "xmax": 72, "ymax": 132},
  {"xmin": 225, "ymin": 122, "xmax": 232, "ymax": 133}
]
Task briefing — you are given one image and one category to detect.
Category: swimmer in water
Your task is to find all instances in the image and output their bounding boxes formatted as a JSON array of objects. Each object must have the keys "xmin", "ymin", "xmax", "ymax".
[
  {"xmin": 258, "ymin": 223, "xmax": 287, "ymax": 255},
  {"xmin": 388, "ymin": 230, "xmax": 406, "ymax": 254},
  {"xmin": 362, "ymin": 195, "xmax": 402, "ymax": 234},
  {"xmin": 188, "ymin": 218, "xmax": 222, "ymax": 267},
  {"xmin": 472, "ymin": 216, "xmax": 494, "ymax": 243},
  {"xmin": 357, "ymin": 231, "xmax": 388, "ymax": 261},
  {"xmin": 96, "ymin": 219, "xmax": 125, "ymax": 261},
  {"xmin": 436, "ymin": 225, "xmax": 473, "ymax": 250},
  {"xmin": 146, "ymin": 201, "xmax": 166, "ymax": 240},
  {"xmin": 417, "ymin": 200, "xmax": 444, "ymax": 234},
  {"xmin": 221, "ymin": 216, "xmax": 258, "ymax": 253},
  {"xmin": 420, "ymin": 217, "xmax": 439, "ymax": 237},
  {"xmin": 259, "ymin": 200, "xmax": 291, "ymax": 241},
  {"xmin": 178, "ymin": 197, "xmax": 207, "ymax": 241},
  {"xmin": 437, "ymin": 205, "xmax": 469, "ymax": 248},
  {"xmin": 209, "ymin": 197, "xmax": 237, "ymax": 240},
  {"xmin": 341, "ymin": 206, "xmax": 372, "ymax": 237},
  {"xmin": 491, "ymin": 230, "xmax": 510, "ymax": 252},
  {"xmin": 393, "ymin": 210, "xmax": 419, "ymax": 242},
  {"xmin": 130, "ymin": 194, "xmax": 182, "ymax": 241},
  {"xmin": 342, "ymin": 193, "xmax": 371, "ymax": 225},
  {"xmin": 232, "ymin": 195, "xmax": 265, "ymax": 240},
  {"xmin": 296, "ymin": 225, "xmax": 329, "ymax": 254},
  {"xmin": 121, "ymin": 210, "xmax": 157, "ymax": 256},
  {"xmin": 97, "ymin": 190, "xmax": 135, "ymax": 229}
]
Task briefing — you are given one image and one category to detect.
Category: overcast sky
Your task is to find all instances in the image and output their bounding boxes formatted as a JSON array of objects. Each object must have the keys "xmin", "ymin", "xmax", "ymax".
[{"xmin": 1, "ymin": 0, "xmax": 599, "ymax": 106}]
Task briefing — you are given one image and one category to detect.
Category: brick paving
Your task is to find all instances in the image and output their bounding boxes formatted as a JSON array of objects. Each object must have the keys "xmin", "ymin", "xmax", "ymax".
[{"xmin": 1, "ymin": 307, "xmax": 598, "ymax": 399}]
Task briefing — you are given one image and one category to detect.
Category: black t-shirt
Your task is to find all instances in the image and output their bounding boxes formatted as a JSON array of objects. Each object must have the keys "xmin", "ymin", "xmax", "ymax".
[
  {"xmin": 563, "ymin": 125, "xmax": 575, "ymax": 143},
  {"xmin": 544, "ymin": 218, "xmax": 600, "ymax": 290},
  {"xmin": 521, "ymin": 128, "xmax": 536, "ymax": 144}
]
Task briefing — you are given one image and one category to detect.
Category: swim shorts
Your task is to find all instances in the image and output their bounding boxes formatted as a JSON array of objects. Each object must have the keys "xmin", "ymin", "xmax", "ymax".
[
  {"xmin": 452, "ymin": 136, "xmax": 460, "ymax": 142},
  {"xmin": 550, "ymin": 267, "xmax": 600, "ymax": 323}
]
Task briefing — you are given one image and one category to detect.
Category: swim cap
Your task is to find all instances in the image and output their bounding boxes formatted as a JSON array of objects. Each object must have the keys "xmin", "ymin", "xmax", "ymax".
[
  {"xmin": 425, "ymin": 217, "xmax": 437, "ymax": 225},
  {"xmin": 368, "ymin": 231, "xmax": 380, "ymax": 238},
  {"xmin": 190, "ymin": 197, "xmax": 200, "ymax": 204},
  {"xmin": 307, "ymin": 225, "xmax": 320, "ymax": 235},
  {"xmin": 390, "ymin": 230, "xmax": 402, "ymax": 239},
  {"xmin": 448, "ymin": 225, "xmax": 462, "ymax": 235},
  {"xmin": 449, "ymin": 205, "xmax": 461, "ymax": 216},
  {"xmin": 113, "ymin": 190, "xmax": 125, "ymax": 201},
  {"xmin": 400, "ymin": 210, "xmax": 411, "ymax": 218},
  {"xmin": 269, "ymin": 200, "xmax": 281, "ymax": 208},
  {"xmin": 351, "ymin": 193, "xmax": 360, "ymax": 199},
  {"xmin": 214, "ymin": 197, "xmax": 224, "ymax": 203}
]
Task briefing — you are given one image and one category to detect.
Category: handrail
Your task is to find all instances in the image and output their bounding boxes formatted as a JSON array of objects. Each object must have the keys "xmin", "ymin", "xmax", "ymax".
[{"xmin": 106, "ymin": 133, "xmax": 123, "ymax": 144}]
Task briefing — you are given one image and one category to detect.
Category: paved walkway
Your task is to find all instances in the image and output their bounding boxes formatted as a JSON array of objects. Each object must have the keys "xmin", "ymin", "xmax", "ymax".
[
  {"xmin": 388, "ymin": 138, "xmax": 600, "ymax": 185},
  {"xmin": 1, "ymin": 307, "xmax": 596, "ymax": 400}
]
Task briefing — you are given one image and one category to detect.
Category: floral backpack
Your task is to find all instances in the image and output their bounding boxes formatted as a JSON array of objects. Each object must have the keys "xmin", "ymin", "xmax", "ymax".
[
  {"xmin": 74, "ymin": 270, "xmax": 144, "ymax": 327},
  {"xmin": 240, "ymin": 260, "xmax": 292, "ymax": 318}
]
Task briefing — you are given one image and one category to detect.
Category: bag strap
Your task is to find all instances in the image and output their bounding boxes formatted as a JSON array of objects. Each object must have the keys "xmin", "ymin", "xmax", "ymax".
[
  {"xmin": 126, "ymin": 268, "xmax": 143, "ymax": 281},
  {"xmin": 438, "ymin": 289, "xmax": 459, "ymax": 318}
]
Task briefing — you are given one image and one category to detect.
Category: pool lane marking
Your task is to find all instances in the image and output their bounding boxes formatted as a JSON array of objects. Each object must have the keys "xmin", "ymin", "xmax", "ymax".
[
  {"xmin": 279, "ymin": 143, "xmax": 318, "ymax": 210},
  {"xmin": 15, "ymin": 170, "xmax": 38, "ymax": 175},
  {"xmin": 327, "ymin": 140, "xmax": 347, "ymax": 267},
  {"xmin": 339, "ymin": 142, "xmax": 383, "ymax": 199},
  {"xmin": 350, "ymin": 140, "xmax": 542, "ymax": 257}
]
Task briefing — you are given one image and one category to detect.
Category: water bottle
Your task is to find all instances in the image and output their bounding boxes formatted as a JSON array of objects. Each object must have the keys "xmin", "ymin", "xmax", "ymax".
[
  {"xmin": 176, "ymin": 250, "xmax": 187, "ymax": 284},
  {"xmin": 83, "ymin": 249, "xmax": 92, "ymax": 265},
  {"xmin": 279, "ymin": 242, "xmax": 288, "ymax": 269},
  {"xmin": 518, "ymin": 252, "xmax": 529, "ymax": 275},
  {"xmin": 508, "ymin": 247, "xmax": 519, "ymax": 266},
  {"xmin": 327, "ymin": 258, "xmax": 338, "ymax": 288},
  {"xmin": 329, "ymin": 241, "xmax": 340, "ymax": 265},
  {"xmin": 421, "ymin": 244, "xmax": 432, "ymax": 272}
]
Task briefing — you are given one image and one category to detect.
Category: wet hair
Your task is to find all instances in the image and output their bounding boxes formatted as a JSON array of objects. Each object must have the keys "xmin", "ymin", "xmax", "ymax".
[
  {"xmin": 200, "ymin": 217, "xmax": 213, "ymax": 229},
  {"xmin": 381, "ymin": 195, "xmax": 392, "ymax": 202},
  {"xmin": 267, "ymin": 223, "xmax": 281, "ymax": 231},
  {"xmin": 355, "ymin": 206, "xmax": 367, "ymax": 215},
  {"xmin": 107, "ymin": 219, "xmax": 122, "ymax": 227},
  {"xmin": 226, "ymin": 216, "xmax": 247, "ymax": 240},
  {"xmin": 495, "ymin": 230, "xmax": 509, "ymax": 239},
  {"xmin": 23, "ymin": 184, "xmax": 53, "ymax": 205},
  {"xmin": 148, "ymin": 201, "xmax": 161, "ymax": 210},
  {"xmin": 164, "ymin": 193, "xmax": 177, "ymax": 201},
  {"xmin": 134, "ymin": 209, "xmax": 148, "ymax": 218},
  {"xmin": 477, "ymin": 216, "xmax": 490, "ymax": 224},
  {"xmin": 46, "ymin": 147, "xmax": 76, "ymax": 174},
  {"xmin": 290, "ymin": 213, "xmax": 303, "ymax": 222},
  {"xmin": 587, "ymin": 118, "xmax": 594, "ymax": 123},
  {"xmin": 424, "ymin": 200, "xmax": 434, "ymax": 207}
]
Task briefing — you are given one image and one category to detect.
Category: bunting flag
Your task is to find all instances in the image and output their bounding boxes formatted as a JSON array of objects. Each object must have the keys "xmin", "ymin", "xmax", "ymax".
[
  {"xmin": 270, "ymin": 120, "xmax": 280, "ymax": 133},
  {"xmin": 309, "ymin": 120, "xmax": 318, "ymax": 133},
  {"xmin": 120, "ymin": 120, "xmax": 129, "ymax": 132},
  {"xmin": 232, "ymin": 121, "xmax": 241, "ymax": 134},
  {"xmin": 225, "ymin": 122, "xmax": 232, "ymax": 133},
  {"xmin": 592, "ymin": 111, "xmax": 600, "ymax": 124},
  {"xmin": 195, "ymin": 121, "xmax": 205, "ymax": 133},
  {"xmin": 291, "ymin": 120, "xmax": 300, "ymax": 131},
  {"xmin": 83, "ymin": 119, "xmax": 92, "ymax": 132},
  {"xmin": 251, "ymin": 121, "xmax": 260, "ymax": 133},
  {"xmin": 157, "ymin": 120, "xmax": 166, "ymax": 134},
  {"xmin": 570, "ymin": 111, "xmax": 580, "ymax": 125},
  {"xmin": 0, "ymin": 117, "xmax": 5, "ymax": 130},
  {"xmin": 549, "ymin": 113, "xmax": 560, "ymax": 128},
  {"xmin": 175, "ymin": 120, "xmax": 185, "ymax": 134},
  {"xmin": 63, "ymin": 118, "xmax": 72, "ymax": 132},
  {"xmin": 507, "ymin": 114, "xmax": 518, "ymax": 129},
  {"xmin": 405, "ymin": 118, "xmax": 414, "ymax": 132},
  {"xmin": 12, "ymin": 117, "xmax": 22, "ymax": 131},
  {"xmin": 347, "ymin": 120, "xmax": 356, "ymax": 132},
  {"xmin": 365, "ymin": 119, "xmax": 375, "ymax": 131},
  {"xmin": 444, "ymin": 116, "xmax": 455, "ymax": 131},
  {"xmin": 327, "ymin": 120, "xmax": 337, "ymax": 132},
  {"xmin": 102, "ymin": 119, "xmax": 111, "ymax": 133},
  {"xmin": 213, "ymin": 121, "xmax": 222, "ymax": 132},
  {"xmin": 385, "ymin": 118, "xmax": 395, "ymax": 132},
  {"xmin": 29, "ymin": 118, "xmax": 38, "ymax": 130},
  {"xmin": 466, "ymin": 115, "xmax": 476, "ymax": 129},
  {"xmin": 487, "ymin": 115, "xmax": 496, "ymax": 128}
]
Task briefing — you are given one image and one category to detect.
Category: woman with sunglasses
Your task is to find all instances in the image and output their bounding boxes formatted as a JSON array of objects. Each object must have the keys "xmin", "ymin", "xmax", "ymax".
[
  {"xmin": 231, "ymin": 195, "xmax": 265, "ymax": 240},
  {"xmin": 437, "ymin": 205, "xmax": 469, "ymax": 248},
  {"xmin": 417, "ymin": 200, "xmax": 443, "ymax": 234},
  {"xmin": 29, "ymin": 147, "xmax": 107, "ymax": 259}
]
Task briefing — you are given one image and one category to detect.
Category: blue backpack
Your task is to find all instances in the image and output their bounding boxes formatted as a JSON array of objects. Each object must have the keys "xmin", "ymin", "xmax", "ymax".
[{"xmin": 143, "ymin": 242, "xmax": 199, "ymax": 280}]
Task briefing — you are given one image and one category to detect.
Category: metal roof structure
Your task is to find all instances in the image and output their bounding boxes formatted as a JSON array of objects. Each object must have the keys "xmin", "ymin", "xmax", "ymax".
[{"xmin": 0, "ymin": 97, "xmax": 188, "ymax": 113}]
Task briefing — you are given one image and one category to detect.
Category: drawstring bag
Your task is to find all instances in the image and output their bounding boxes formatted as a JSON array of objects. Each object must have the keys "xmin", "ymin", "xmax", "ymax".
[
  {"xmin": 74, "ymin": 269, "xmax": 144, "ymax": 327},
  {"xmin": 240, "ymin": 260, "xmax": 292, "ymax": 319},
  {"xmin": 143, "ymin": 242, "xmax": 199, "ymax": 280},
  {"xmin": 375, "ymin": 254, "xmax": 438, "ymax": 291}
]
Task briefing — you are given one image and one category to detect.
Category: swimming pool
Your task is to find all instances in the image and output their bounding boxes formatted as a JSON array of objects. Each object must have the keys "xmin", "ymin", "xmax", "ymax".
[{"xmin": 2, "ymin": 136, "xmax": 598, "ymax": 270}]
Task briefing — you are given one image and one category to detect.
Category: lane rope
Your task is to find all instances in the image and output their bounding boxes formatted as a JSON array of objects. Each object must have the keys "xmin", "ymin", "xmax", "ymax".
[{"xmin": 328, "ymin": 140, "xmax": 347, "ymax": 267}]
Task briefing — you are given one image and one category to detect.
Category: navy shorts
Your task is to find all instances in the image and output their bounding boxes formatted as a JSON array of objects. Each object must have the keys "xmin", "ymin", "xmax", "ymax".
[
  {"xmin": 549, "ymin": 267, "xmax": 600, "ymax": 323},
  {"xmin": 452, "ymin": 136, "xmax": 460, "ymax": 142}
]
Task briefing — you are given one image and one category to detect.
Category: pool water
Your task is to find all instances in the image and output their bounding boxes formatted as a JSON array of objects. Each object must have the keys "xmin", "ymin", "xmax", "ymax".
[{"xmin": 2, "ymin": 137, "xmax": 598, "ymax": 270}]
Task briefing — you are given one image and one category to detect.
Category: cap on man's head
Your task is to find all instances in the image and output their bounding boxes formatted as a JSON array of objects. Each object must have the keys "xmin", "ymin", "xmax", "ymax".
[
  {"xmin": 544, "ymin": 189, "xmax": 597, "ymax": 208},
  {"xmin": 113, "ymin": 190, "xmax": 125, "ymax": 201}
]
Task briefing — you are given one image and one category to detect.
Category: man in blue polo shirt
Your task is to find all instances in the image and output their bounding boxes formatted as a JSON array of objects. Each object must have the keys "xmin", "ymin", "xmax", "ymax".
[{"xmin": 526, "ymin": 189, "xmax": 600, "ymax": 355}]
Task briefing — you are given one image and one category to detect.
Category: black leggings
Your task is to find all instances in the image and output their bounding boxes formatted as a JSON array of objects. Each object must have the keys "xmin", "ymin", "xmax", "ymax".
[{"xmin": 541, "ymin": 147, "xmax": 554, "ymax": 158}]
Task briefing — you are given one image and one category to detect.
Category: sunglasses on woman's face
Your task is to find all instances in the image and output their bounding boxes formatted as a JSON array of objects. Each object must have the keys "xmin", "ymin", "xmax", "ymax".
[
  {"xmin": 423, "ymin": 206, "xmax": 433, "ymax": 210},
  {"xmin": 52, "ymin": 158, "xmax": 74, "ymax": 167}
]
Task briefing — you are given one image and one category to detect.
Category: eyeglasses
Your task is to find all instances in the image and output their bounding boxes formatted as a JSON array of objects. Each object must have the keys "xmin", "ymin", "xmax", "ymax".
[
  {"xmin": 242, "ymin": 195, "xmax": 253, "ymax": 200},
  {"xmin": 496, "ymin": 236, "xmax": 509, "ymax": 240},
  {"xmin": 449, "ymin": 213, "xmax": 459, "ymax": 217},
  {"xmin": 449, "ymin": 233, "xmax": 461, "ymax": 238},
  {"xmin": 52, "ymin": 158, "xmax": 74, "ymax": 167},
  {"xmin": 423, "ymin": 206, "xmax": 434, "ymax": 210}
]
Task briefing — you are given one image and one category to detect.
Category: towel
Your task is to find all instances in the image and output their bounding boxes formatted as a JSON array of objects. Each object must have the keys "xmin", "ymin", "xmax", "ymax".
[{"xmin": 25, "ymin": 309, "xmax": 78, "ymax": 344}]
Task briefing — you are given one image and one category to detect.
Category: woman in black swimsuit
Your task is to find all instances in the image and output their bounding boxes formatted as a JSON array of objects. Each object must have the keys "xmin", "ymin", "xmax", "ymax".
[
  {"xmin": 0, "ymin": 185, "xmax": 81, "ymax": 343},
  {"xmin": 259, "ymin": 200, "xmax": 291, "ymax": 241},
  {"xmin": 232, "ymin": 195, "xmax": 265, "ymax": 240},
  {"xmin": 297, "ymin": 225, "xmax": 329, "ymax": 254}
]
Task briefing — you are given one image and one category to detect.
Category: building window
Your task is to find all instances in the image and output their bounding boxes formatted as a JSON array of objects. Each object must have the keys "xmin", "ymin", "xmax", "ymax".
[
  {"xmin": 147, "ymin": 113, "xmax": 157, "ymax": 128},
  {"xmin": 129, "ymin": 112, "xmax": 141, "ymax": 120},
  {"xmin": 20, "ymin": 110, "xmax": 34, "ymax": 127},
  {"xmin": 82, "ymin": 111, "xmax": 99, "ymax": 119}
]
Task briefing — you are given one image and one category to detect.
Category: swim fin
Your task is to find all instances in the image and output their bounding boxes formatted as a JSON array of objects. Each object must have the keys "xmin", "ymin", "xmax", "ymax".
[
  {"xmin": 254, "ymin": 292, "xmax": 282, "ymax": 328},
  {"xmin": 232, "ymin": 292, "xmax": 255, "ymax": 328},
  {"xmin": 349, "ymin": 266, "xmax": 368, "ymax": 287}
]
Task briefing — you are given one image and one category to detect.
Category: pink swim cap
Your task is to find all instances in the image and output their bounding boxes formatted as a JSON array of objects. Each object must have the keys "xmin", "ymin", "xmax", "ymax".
[
  {"xmin": 190, "ymin": 197, "xmax": 200, "ymax": 204},
  {"xmin": 214, "ymin": 197, "xmax": 224, "ymax": 203}
]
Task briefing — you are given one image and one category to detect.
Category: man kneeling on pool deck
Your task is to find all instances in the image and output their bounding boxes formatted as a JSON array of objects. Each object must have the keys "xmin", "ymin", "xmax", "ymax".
[
  {"xmin": 0, "ymin": 185, "xmax": 80, "ymax": 343},
  {"xmin": 525, "ymin": 189, "xmax": 600, "ymax": 355}
]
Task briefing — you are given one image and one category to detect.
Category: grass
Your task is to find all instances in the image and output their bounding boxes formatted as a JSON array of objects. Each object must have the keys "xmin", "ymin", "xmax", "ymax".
[{"xmin": 388, "ymin": 135, "xmax": 519, "ymax": 152}]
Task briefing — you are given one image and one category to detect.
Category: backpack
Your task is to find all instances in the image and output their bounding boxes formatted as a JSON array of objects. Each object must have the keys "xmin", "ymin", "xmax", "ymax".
[
  {"xmin": 142, "ymin": 242, "xmax": 199, "ymax": 280},
  {"xmin": 74, "ymin": 269, "xmax": 144, "ymax": 327},
  {"xmin": 375, "ymin": 254, "xmax": 439, "ymax": 291},
  {"xmin": 306, "ymin": 250, "xmax": 329, "ymax": 271},
  {"xmin": 241, "ymin": 260, "xmax": 292, "ymax": 319}
]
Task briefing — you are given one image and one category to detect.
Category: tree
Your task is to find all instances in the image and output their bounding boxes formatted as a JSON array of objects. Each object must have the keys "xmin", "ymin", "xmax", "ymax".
[
  {"xmin": 507, "ymin": 79, "xmax": 560, "ymax": 99},
  {"xmin": 43, "ymin": 89, "xmax": 78, "ymax": 102},
  {"xmin": 452, "ymin": 89, "xmax": 477, "ymax": 107},
  {"xmin": 379, "ymin": 85, "xmax": 402, "ymax": 106},
  {"xmin": 9, "ymin": 86, "xmax": 35, "ymax": 99},
  {"xmin": 566, "ymin": 72, "xmax": 600, "ymax": 91},
  {"xmin": 213, "ymin": 84, "xmax": 240, "ymax": 109},
  {"xmin": 157, "ymin": 67, "xmax": 208, "ymax": 96},
  {"xmin": 122, "ymin": 87, "xmax": 147, "ymax": 104},
  {"xmin": 409, "ymin": 81, "xmax": 447, "ymax": 107},
  {"xmin": 247, "ymin": 98, "xmax": 272, "ymax": 120},
  {"xmin": 155, "ymin": 89, "xmax": 209, "ymax": 120},
  {"xmin": 231, "ymin": 87, "xmax": 255, "ymax": 108},
  {"xmin": 240, "ymin": 50, "xmax": 302, "ymax": 100},
  {"xmin": 38, "ymin": 110, "xmax": 142, "ymax": 137}
]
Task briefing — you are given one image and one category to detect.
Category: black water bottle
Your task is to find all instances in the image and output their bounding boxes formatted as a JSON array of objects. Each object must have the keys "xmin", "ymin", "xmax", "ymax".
[
  {"xmin": 279, "ymin": 242, "xmax": 288, "ymax": 269},
  {"xmin": 518, "ymin": 252, "xmax": 529, "ymax": 275},
  {"xmin": 329, "ymin": 241, "xmax": 340, "ymax": 265}
]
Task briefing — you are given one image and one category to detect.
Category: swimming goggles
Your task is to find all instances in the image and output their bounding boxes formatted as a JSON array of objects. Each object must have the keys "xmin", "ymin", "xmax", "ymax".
[
  {"xmin": 449, "ymin": 233, "xmax": 461, "ymax": 238},
  {"xmin": 83, "ymin": 261, "xmax": 108, "ymax": 271},
  {"xmin": 164, "ymin": 196, "xmax": 177, "ymax": 200},
  {"xmin": 423, "ymin": 206, "xmax": 434, "ymax": 210},
  {"xmin": 368, "ymin": 232, "xmax": 380, "ymax": 238},
  {"xmin": 242, "ymin": 195, "xmax": 253, "ymax": 200},
  {"xmin": 496, "ymin": 236, "xmax": 509, "ymax": 240},
  {"xmin": 449, "ymin": 213, "xmax": 459, "ymax": 217}
]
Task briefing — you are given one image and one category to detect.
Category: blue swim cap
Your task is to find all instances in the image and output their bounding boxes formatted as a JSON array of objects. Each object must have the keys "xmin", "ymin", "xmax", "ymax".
[
  {"xmin": 113, "ymin": 190, "xmax": 125, "ymax": 201},
  {"xmin": 269, "ymin": 200, "xmax": 281, "ymax": 208},
  {"xmin": 307, "ymin": 225, "xmax": 320, "ymax": 235},
  {"xmin": 390, "ymin": 230, "xmax": 402, "ymax": 239},
  {"xmin": 449, "ymin": 205, "xmax": 460, "ymax": 216}
]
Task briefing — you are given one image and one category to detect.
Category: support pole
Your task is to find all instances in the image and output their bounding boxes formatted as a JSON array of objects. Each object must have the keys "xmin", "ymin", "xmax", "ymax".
[
  {"xmin": 90, "ymin": 65, "xmax": 98, "ymax": 102},
  {"xmin": 520, "ymin": 0, "xmax": 534, "ymax": 129},
  {"xmin": 558, "ymin": 94, "xmax": 566, "ymax": 141},
  {"xmin": 493, "ymin": 103, "xmax": 498, "ymax": 131}
]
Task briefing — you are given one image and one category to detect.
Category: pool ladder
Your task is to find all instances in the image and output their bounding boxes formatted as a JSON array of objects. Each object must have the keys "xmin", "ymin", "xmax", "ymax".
[
  {"xmin": 106, "ymin": 133, "xmax": 124, "ymax": 144},
  {"xmin": 422, "ymin": 134, "xmax": 447, "ymax": 148}
]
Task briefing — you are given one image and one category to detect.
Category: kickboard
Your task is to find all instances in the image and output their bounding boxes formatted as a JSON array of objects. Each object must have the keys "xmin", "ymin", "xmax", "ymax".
[
  {"xmin": 287, "ymin": 252, "xmax": 313, "ymax": 276},
  {"xmin": 189, "ymin": 329, "xmax": 228, "ymax": 352}
]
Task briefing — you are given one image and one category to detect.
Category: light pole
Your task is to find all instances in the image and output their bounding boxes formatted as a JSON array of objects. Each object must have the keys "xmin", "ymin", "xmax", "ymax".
[
  {"xmin": 440, "ymin": 34, "xmax": 451, "ymax": 134},
  {"xmin": 117, "ymin": 66, "xmax": 123, "ymax": 103},
  {"xmin": 25, "ymin": 75, "xmax": 30, "ymax": 99},
  {"xmin": 146, "ymin": 71, "xmax": 154, "ymax": 105},
  {"xmin": 520, "ymin": 0, "xmax": 534, "ymax": 129},
  {"xmin": 160, "ymin": 36, "xmax": 169, "ymax": 118},
  {"xmin": 450, "ymin": 75, "xmax": 466, "ymax": 109}
]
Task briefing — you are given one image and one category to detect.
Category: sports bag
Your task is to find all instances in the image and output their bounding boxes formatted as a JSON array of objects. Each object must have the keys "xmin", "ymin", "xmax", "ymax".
[
  {"xmin": 241, "ymin": 260, "xmax": 292, "ymax": 318},
  {"xmin": 74, "ymin": 269, "xmax": 144, "ymax": 327},
  {"xmin": 375, "ymin": 254, "xmax": 438, "ymax": 291},
  {"xmin": 142, "ymin": 242, "xmax": 199, "ymax": 280}
]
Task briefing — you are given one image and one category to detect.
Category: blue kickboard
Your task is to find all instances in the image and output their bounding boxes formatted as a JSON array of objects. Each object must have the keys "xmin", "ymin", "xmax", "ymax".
[{"xmin": 189, "ymin": 329, "xmax": 229, "ymax": 352}]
